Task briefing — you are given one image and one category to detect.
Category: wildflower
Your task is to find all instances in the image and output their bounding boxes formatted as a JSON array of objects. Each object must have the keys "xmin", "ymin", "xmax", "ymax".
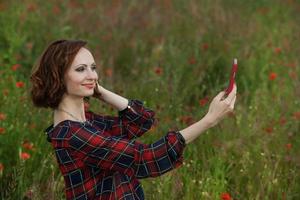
[
  {"xmin": 105, "ymin": 68, "xmax": 113, "ymax": 77},
  {"xmin": 279, "ymin": 116, "xmax": 286, "ymax": 126},
  {"xmin": 257, "ymin": 7, "xmax": 269, "ymax": 15},
  {"xmin": 20, "ymin": 152, "xmax": 31, "ymax": 160},
  {"xmin": 27, "ymin": 3, "xmax": 37, "ymax": 12},
  {"xmin": 25, "ymin": 42, "xmax": 33, "ymax": 50},
  {"xmin": 0, "ymin": 3, "xmax": 6, "ymax": 11},
  {"xmin": 0, "ymin": 113, "xmax": 6, "ymax": 120},
  {"xmin": 154, "ymin": 67, "xmax": 163, "ymax": 75},
  {"xmin": 0, "ymin": 163, "xmax": 3, "ymax": 175},
  {"xmin": 52, "ymin": 5, "xmax": 61, "ymax": 15},
  {"xmin": 28, "ymin": 123, "xmax": 36, "ymax": 130},
  {"xmin": 25, "ymin": 189, "xmax": 33, "ymax": 199},
  {"xmin": 2, "ymin": 89, "xmax": 9, "ymax": 96},
  {"xmin": 11, "ymin": 64, "xmax": 21, "ymax": 71},
  {"xmin": 22, "ymin": 140, "xmax": 34, "ymax": 150},
  {"xmin": 0, "ymin": 127, "xmax": 5, "ymax": 134},
  {"xmin": 199, "ymin": 97, "xmax": 209, "ymax": 107},
  {"xmin": 264, "ymin": 127, "xmax": 273, "ymax": 134},
  {"xmin": 284, "ymin": 62, "xmax": 296, "ymax": 68},
  {"xmin": 288, "ymin": 71, "xmax": 297, "ymax": 79},
  {"xmin": 293, "ymin": 111, "xmax": 300, "ymax": 120},
  {"xmin": 286, "ymin": 143, "xmax": 292, "ymax": 151},
  {"xmin": 19, "ymin": 96, "xmax": 27, "ymax": 102},
  {"xmin": 220, "ymin": 192, "xmax": 232, "ymax": 200},
  {"xmin": 202, "ymin": 43, "xmax": 209, "ymax": 51},
  {"xmin": 274, "ymin": 47, "xmax": 282, "ymax": 54},
  {"xmin": 180, "ymin": 115, "xmax": 194, "ymax": 125},
  {"xmin": 269, "ymin": 72, "xmax": 277, "ymax": 81},
  {"xmin": 16, "ymin": 81, "xmax": 25, "ymax": 88},
  {"xmin": 188, "ymin": 57, "xmax": 196, "ymax": 65}
]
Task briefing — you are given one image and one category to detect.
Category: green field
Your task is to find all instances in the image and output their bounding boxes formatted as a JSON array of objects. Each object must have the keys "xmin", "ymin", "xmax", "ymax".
[{"xmin": 0, "ymin": 0, "xmax": 300, "ymax": 199}]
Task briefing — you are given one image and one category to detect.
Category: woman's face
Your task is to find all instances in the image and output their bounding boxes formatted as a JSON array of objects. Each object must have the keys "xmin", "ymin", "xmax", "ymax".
[{"xmin": 64, "ymin": 47, "xmax": 99, "ymax": 98}]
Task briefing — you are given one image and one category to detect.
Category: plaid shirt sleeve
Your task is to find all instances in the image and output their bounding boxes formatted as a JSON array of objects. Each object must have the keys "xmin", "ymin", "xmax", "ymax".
[
  {"xmin": 90, "ymin": 99, "xmax": 156, "ymax": 139},
  {"xmin": 68, "ymin": 123, "xmax": 186, "ymax": 179}
]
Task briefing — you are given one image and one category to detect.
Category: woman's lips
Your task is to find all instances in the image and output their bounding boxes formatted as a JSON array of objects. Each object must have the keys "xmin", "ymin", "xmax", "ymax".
[{"xmin": 82, "ymin": 84, "xmax": 95, "ymax": 89}]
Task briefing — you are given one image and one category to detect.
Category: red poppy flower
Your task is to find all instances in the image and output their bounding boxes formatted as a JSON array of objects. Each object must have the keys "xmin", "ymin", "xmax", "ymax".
[
  {"xmin": 264, "ymin": 127, "xmax": 273, "ymax": 134},
  {"xmin": 274, "ymin": 47, "xmax": 282, "ymax": 54},
  {"xmin": 257, "ymin": 7, "xmax": 269, "ymax": 15},
  {"xmin": 180, "ymin": 115, "xmax": 194, "ymax": 125},
  {"xmin": 27, "ymin": 3, "xmax": 37, "ymax": 12},
  {"xmin": 25, "ymin": 42, "xmax": 33, "ymax": 50},
  {"xmin": 28, "ymin": 123, "xmax": 36, "ymax": 130},
  {"xmin": 22, "ymin": 141, "xmax": 34, "ymax": 150},
  {"xmin": 25, "ymin": 189, "xmax": 33, "ymax": 199},
  {"xmin": 188, "ymin": 57, "xmax": 196, "ymax": 65},
  {"xmin": 199, "ymin": 97, "xmax": 209, "ymax": 107},
  {"xmin": 284, "ymin": 62, "xmax": 296, "ymax": 68},
  {"xmin": 154, "ymin": 67, "xmax": 163, "ymax": 75},
  {"xmin": 202, "ymin": 43, "xmax": 209, "ymax": 50},
  {"xmin": 0, "ymin": 127, "xmax": 5, "ymax": 134},
  {"xmin": 279, "ymin": 117, "xmax": 286, "ymax": 126},
  {"xmin": 0, "ymin": 113, "xmax": 6, "ymax": 121},
  {"xmin": 293, "ymin": 111, "xmax": 300, "ymax": 120},
  {"xmin": 286, "ymin": 143, "xmax": 292, "ymax": 150},
  {"xmin": 105, "ymin": 68, "xmax": 113, "ymax": 77},
  {"xmin": 0, "ymin": 163, "xmax": 4, "ymax": 173},
  {"xmin": 220, "ymin": 192, "xmax": 232, "ymax": 200},
  {"xmin": 11, "ymin": 64, "xmax": 21, "ymax": 71},
  {"xmin": 288, "ymin": 71, "xmax": 297, "ymax": 79},
  {"xmin": 2, "ymin": 89, "xmax": 9, "ymax": 96},
  {"xmin": 202, "ymin": 43, "xmax": 209, "ymax": 51},
  {"xmin": 269, "ymin": 72, "xmax": 277, "ymax": 81},
  {"xmin": 52, "ymin": 5, "xmax": 61, "ymax": 15},
  {"xmin": 16, "ymin": 81, "xmax": 25, "ymax": 88},
  {"xmin": 20, "ymin": 152, "xmax": 31, "ymax": 160}
]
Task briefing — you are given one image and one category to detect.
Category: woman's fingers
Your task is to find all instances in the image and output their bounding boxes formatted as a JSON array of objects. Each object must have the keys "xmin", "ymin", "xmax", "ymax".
[
  {"xmin": 230, "ymin": 95, "xmax": 236, "ymax": 110},
  {"xmin": 224, "ymin": 84, "xmax": 237, "ymax": 104},
  {"xmin": 216, "ymin": 91, "xmax": 226, "ymax": 101}
]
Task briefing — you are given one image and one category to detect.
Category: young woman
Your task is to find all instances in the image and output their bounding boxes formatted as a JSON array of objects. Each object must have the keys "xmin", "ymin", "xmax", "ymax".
[{"xmin": 30, "ymin": 39, "xmax": 237, "ymax": 200}]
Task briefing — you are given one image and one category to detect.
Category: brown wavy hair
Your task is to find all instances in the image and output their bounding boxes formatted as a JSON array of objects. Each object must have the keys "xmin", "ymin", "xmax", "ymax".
[{"xmin": 30, "ymin": 39, "xmax": 88, "ymax": 109}]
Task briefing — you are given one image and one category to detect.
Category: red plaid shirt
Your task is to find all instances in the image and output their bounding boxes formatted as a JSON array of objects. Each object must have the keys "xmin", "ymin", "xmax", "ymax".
[{"xmin": 44, "ymin": 99, "xmax": 186, "ymax": 200}]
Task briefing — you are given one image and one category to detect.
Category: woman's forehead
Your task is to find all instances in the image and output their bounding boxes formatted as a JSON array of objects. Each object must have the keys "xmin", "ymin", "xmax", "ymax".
[{"xmin": 71, "ymin": 47, "xmax": 95, "ymax": 67}]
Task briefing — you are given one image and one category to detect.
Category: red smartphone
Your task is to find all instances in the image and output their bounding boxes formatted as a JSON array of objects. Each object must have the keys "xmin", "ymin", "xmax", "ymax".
[{"xmin": 224, "ymin": 58, "xmax": 238, "ymax": 97}]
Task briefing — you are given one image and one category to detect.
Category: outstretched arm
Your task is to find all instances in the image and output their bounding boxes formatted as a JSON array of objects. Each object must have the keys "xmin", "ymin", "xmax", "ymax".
[{"xmin": 179, "ymin": 84, "xmax": 237, "ymax": 144}]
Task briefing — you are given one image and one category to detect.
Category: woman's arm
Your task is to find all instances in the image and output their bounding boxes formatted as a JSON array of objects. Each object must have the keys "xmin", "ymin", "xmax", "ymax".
[
  {"xmin": 92, "ymin": 83, "xmax": 156, "ymax": 139},
  {"xmin": 93, "ymin": 80, "xmax": 237, "ymax": 144},
  {"xmin": 179, "ymin": 84, "xmax": 237, "ymax": 144},
  {"xmin": 93, "ymin": 81, "xmax": 129, "ymax": 111}
]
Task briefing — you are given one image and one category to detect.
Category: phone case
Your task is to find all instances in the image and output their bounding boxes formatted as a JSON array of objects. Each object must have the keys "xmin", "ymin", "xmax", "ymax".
[{"xmin": 225, "ymin": 58, "xmax": 238, "ymax": 96}]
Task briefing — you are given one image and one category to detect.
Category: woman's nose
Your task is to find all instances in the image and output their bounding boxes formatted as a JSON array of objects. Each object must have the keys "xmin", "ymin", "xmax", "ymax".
[{"xmin": 86, "ymin": 68, "xmax": 98, "ymax": 80}]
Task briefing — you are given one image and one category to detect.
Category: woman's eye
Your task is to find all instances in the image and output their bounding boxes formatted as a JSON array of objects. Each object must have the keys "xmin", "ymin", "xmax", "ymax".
[
  {"xmin": 76, "ymin": 66, "xmax": 97, "ymax": 72},
  {"xmin": 76, "ymin": 67, "xmax": 84, "ymax": 72}
]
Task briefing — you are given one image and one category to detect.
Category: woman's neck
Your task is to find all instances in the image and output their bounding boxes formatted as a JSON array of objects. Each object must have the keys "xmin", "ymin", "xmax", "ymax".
[{"xmin": 53, "ymin": 95, "xmax": 86, "ymax": 126}]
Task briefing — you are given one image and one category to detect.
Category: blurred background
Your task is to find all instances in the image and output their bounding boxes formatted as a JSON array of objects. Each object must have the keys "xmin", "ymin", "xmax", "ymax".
[{"xmin": 0, "ymin": 0, "xmax": 299, "ymax": 199}]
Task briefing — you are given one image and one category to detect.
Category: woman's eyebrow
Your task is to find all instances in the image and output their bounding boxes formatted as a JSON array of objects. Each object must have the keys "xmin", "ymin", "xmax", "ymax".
[{"xmin": 75, "ymin": 63, "xmax": 96, "ymax": 67}]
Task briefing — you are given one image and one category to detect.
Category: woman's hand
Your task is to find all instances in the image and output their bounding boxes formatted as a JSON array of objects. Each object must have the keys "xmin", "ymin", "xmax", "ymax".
[
  {"xmin": 92, "ymin": 80, "xmax": 104, "ymax": 100},
  {"xmin": 204, "ymin": 84, "xmax": 237, "ymax": 127}
]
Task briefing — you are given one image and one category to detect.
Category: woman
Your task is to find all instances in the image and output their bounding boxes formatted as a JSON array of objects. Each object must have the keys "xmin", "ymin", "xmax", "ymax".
[{"xmin": 30, "ymin": 39, "xmax": 236, "ymax": 200}]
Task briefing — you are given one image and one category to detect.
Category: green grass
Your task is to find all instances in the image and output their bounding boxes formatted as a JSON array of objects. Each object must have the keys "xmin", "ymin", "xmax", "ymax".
[{"xmin": 0, "ymin": 0, "xmax": 300, "ymax": 199}]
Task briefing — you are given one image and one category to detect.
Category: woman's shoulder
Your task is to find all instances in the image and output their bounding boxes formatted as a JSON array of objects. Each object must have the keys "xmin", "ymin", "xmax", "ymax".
[{"xmin": 45, "ymin": 119, "xmax": 94, "ymax": 141}]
